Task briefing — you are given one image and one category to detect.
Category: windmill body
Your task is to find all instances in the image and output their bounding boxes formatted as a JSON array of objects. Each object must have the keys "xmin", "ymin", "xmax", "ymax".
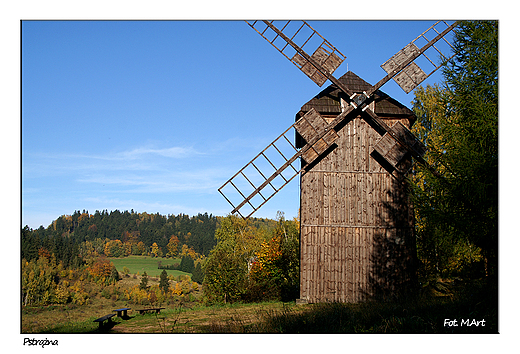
[{"xmin": 297, "ymin": 72, "xmax": 417, "ymax": 303}]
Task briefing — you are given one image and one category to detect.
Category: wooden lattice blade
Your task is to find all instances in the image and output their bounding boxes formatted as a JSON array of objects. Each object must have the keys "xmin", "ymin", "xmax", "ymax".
[
  {"xmin": 379, "ymin": 21, "xmax": 459, "ymax": 94},
  {"xmin": 218, "ymin": 122, "xmax": 302, "ymax": 218},
  {"xmin": 294, "ymin": 108, "xmax": 339, "ymax": 164},
  {"xmin": 246, "ymin": 20, "xmax": 346, "ymax": 87},
  {"xmin": 218, "ymin": 109, "xmax": 343, "ymax": 218},
  {"xmin": 373, "ymin": 121, "xmax": 426, "ymax": 173}
]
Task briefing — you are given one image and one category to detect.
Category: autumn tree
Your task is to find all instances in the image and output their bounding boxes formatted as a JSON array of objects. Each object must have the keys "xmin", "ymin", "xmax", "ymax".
[
  {"xmin": 247, "ymin": 212, "xmax": 300, "ymax": 301},
  {"xmin": 21, "ymin": 255, "xmax": 59, "ymax": 306},
  {"xmin": 135, "ymin": 241, "xmax": 147, "ymax": 256},
  {"xmin": 38, "ymin": 247, "xmax": 51, "ymax": 259},
  {"xmin": 179, "ymin": 244, "xmax": 197, "ymax": 259},
  {"xmin": 89, "ymin": 256, "xmax": 116, "ymax": 284},
  {"xmin": 151, "ymin": 242, "xmax": 164, "ymax": 257},
  {"xmin": 166, "ymin": 235, "xmax": 179, "ymax": 258},
  {"xmin": 104, "ymin": 239, "xmax": 125, "ymax": 258}
]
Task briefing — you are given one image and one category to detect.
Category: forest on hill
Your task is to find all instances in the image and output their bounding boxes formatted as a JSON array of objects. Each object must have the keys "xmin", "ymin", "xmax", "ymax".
[
  {"xmin": 21, "ymin": 210, "xmax": 212, "ymax": 267},
  {"xmin": 21, "ymin": 210, "xmax": 277, "ymax": 267}
]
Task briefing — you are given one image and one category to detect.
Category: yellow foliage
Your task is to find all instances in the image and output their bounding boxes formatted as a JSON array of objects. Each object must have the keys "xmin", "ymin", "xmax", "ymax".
[
  {"xmin": 172, "ymin": 282, "xmax": 183, "ymax": 296},
  {"xmin": 126, "ymin": 285, "xmax": 149, "ymax": 305},
  {"xmin": 151, "ymin": 242, "xmax": 158, "ymax": 256},
  {"xmin": 54, "ymin": 283, "xmax": 69, "ymax": 304}
]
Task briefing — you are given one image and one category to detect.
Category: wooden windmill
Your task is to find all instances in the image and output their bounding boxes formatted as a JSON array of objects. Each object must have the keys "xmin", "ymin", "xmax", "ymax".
[{"xmin": 219, "ymin": 21, "xmax": 458, "ymax": 303}]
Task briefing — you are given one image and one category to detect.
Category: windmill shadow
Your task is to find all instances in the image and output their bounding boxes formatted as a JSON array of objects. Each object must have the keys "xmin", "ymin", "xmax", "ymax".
[{"xmin": 364, "ymin": 180, "xmax": 419, "ymax": 302}]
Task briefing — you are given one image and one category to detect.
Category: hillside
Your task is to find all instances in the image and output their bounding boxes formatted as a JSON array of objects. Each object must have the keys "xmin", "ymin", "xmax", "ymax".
[
  {"xmin": 21, "ymin": 209, "xmax": 278, "ymax": 267},
  {"xmin": 22, "ymin": 210, "xmax": 218, "ymax": 264}
]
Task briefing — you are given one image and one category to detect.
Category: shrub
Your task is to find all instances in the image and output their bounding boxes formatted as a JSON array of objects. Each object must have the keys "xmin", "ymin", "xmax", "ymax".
[
  {"xmin": 246, "ymin": 214, "xmax": 300, "ymax": 302},
  {"xmin": 125, "ymin": 285, "xmax": 149, "ymax": 305}
]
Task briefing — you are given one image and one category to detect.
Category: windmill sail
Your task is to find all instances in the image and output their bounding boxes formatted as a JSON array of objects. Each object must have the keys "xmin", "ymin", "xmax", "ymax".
[
  {"xmin": 218, "ymin": 109, "xmax": 338, "ymax": 218},
  {"xmin": 373, "ymin": 121, "xmax": 427, "ymax": 173},
  {"xmin": 246, "ymin": 21, "xmax": 346, "ymax": 86},
  {"xmin": 218, "ymin": 120, "xmax": 301, "ymax": 219},
  {"xmin": 378, "ymin": 21, "xmax": 458, "ymax": 93}
]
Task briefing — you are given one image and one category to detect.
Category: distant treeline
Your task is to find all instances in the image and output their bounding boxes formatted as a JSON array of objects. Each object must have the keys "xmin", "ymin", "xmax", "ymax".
[
  {"xmin": 21, "ymin": 209, "xmax": 277, "ymax": 269},
  {"xmin": 22, "ymin": 210, "xmax": 219, "ymax": 266}
]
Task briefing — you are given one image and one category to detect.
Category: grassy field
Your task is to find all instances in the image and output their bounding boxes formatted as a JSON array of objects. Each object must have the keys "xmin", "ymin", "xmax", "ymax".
[{"xmin": 109, "ymin": 255, "xmax": 191, "ymax": 277}]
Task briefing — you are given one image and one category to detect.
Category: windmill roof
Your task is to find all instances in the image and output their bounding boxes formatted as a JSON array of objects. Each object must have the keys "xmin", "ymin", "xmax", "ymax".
[{"xmin": 297, "ymin": 71, "xmax": 416, "ymax": 120}]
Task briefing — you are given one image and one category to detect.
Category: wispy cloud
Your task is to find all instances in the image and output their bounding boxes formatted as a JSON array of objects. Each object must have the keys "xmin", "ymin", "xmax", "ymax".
[
  {"xmin": 77, "ymin": 167, "xmax": 227, "ymax": 193},
  {"xmin": 27, "ymin": 144, "xmax": 202, "ymax": 162},
  {"xmin": 23, "ymin": 143, "xmax": 204, "ymax": 175},
  {"xmin": 117, "ymin": 146, "xmax": 203, "ymax": 160}
]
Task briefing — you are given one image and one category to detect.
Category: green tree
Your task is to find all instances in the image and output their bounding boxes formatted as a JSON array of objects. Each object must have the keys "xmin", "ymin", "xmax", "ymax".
[
  {"xmin": 159, "ymin": 269, "xmax": 169, "ymax": 294},
  {"xmin": 179, "ymin": 256, "xmax": 195, "ymax": 273},
  {"xmin": 21, "ymin": 226, "xmax": 39, "ymax": 262},
  {"xmin": 411, "ymin": 20, "xmax": 498, "ymax": 278},
  {"xmin": 203, "ymin": 238, "xmax": 248, "ymax": 303},
  {"xmin": 110, "ymin": 265, "xmax": 121, "ymax": 283},
  {"xmin": 191, "ymin": 262, "xmax": 204, "ymax": 284},
  {"xmin": 139, "ymin": 271, "xmax": 149, "ymax": 290}
]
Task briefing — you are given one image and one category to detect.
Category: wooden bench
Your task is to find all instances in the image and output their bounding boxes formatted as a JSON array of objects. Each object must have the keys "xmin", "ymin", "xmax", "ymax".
[
  {"xmin": 136, "ymin": 307, "xmax": 165, "ymax": 315},
  {"xmin": 93, "ymin": 314, "xmax": 116, "ymax": 329},
  {"xmin": 113, "ymin": 307, "xmax": 131, "ymax": 318}
]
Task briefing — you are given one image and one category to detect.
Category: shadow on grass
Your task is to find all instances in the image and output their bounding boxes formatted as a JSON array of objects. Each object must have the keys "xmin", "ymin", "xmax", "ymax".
[
  {"xmin": 38, "ymin": 314, "xmax": 138, "ymax": 334},
  {"xmin": 250, "ymin": 278, "xmax": 497, "ymax": 334},
  {"xmin": 200, "ymin": 277, "xmax": 498, "ymax": 334}
]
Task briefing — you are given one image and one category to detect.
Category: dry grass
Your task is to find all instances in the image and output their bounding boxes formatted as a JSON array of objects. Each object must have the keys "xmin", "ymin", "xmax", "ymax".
[
  {"xmin": 22, "ymin": 298, "xmax": 307, "ymax": 334},
  {"xmin": 111, "ymin": 301, "xmax": 307, "ymax": 333},
  {"xmin": 22, "ymin": 297, "xmax": 124, "ymax": 333}
]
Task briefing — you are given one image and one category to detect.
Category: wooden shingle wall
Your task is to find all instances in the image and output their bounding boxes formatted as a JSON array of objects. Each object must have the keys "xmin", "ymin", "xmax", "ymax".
[{"xmin": 299, "ymin": 111, "xmax": 417, "ymax": 303}]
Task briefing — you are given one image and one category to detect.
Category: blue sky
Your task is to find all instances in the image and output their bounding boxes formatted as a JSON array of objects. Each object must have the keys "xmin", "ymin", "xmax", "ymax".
[{"xmin": 21, "ymin": 20, "xmax": 461, "ymax": 228}]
